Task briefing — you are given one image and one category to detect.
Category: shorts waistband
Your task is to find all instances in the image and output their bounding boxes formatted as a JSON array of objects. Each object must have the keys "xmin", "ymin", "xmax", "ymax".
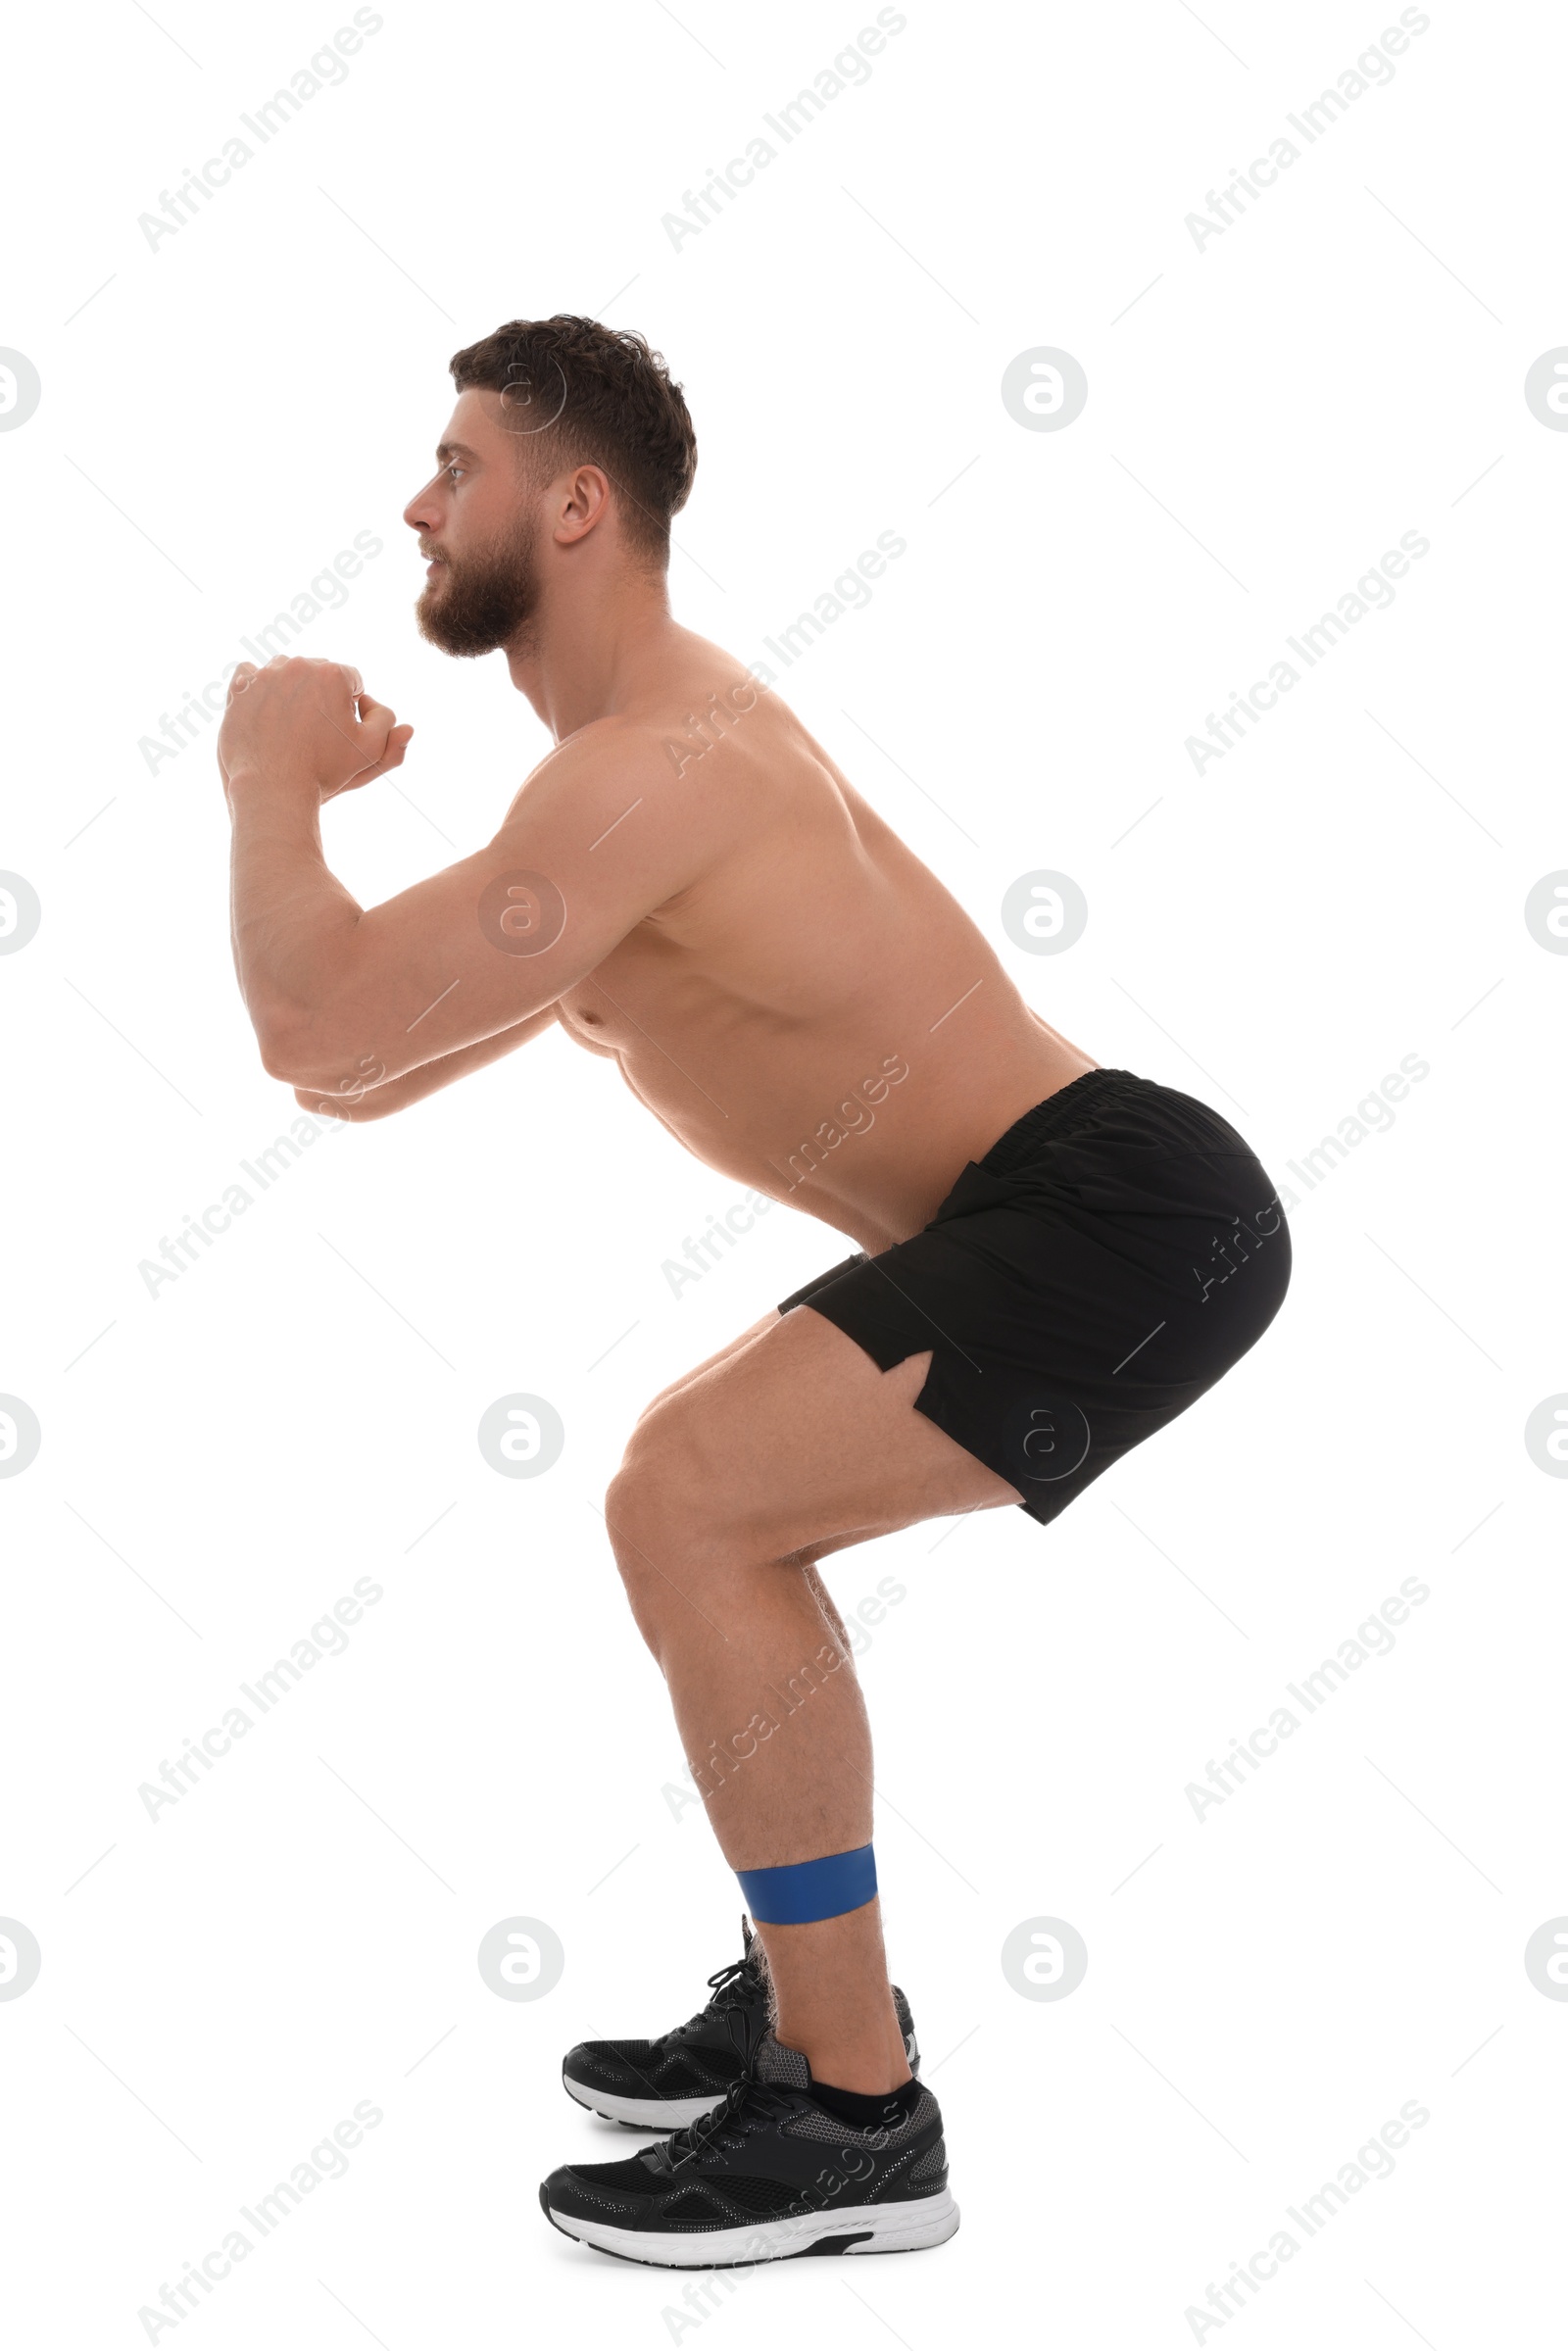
[{"xmin": 977, "ymin": 1068, "xmax": 1146, "ymax": 1176}]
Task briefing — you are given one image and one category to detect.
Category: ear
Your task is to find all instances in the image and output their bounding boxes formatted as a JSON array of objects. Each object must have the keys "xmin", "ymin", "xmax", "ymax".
[{"xmin": 555, "ymin": 463, "xmax": 613, "ymax": 547}]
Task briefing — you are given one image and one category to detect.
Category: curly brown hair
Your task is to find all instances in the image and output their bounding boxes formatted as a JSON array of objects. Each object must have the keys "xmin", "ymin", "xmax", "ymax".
[{"xmin": 449, "ymin": 316, "xmax": 697, "ymax": 565}]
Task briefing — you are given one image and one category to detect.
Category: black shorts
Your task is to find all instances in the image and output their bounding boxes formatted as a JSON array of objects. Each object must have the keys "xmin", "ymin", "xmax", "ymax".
[{"xmin": 776, "ymin": 1066, "xmax": 1292, "ymax": 1528}]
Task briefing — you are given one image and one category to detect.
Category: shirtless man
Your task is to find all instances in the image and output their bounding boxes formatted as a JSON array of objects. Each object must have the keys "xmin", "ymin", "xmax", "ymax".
[{"xmin": 219, "ymin": 316, "xmax": 1291, "ymax": 2269}]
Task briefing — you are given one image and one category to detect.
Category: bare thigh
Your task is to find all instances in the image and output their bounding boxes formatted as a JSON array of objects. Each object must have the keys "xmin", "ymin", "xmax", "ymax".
[
  {"xmin": 633, "ymin": 1310, "xmax": 782, "ymax": 1424},
  {"xmin": 620, "ymin": 1304, "xmax": 1022, "ymax": 1559}
]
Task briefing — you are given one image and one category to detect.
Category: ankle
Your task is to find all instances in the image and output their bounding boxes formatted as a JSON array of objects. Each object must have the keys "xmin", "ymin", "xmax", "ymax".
[
  {"xmin": 774, "ymin": 2022, "xmax": 910, "ymax": 2096},
  {"xmin": 808, "ymin": 2074, "xmax": 921, "ymax": 2128}
]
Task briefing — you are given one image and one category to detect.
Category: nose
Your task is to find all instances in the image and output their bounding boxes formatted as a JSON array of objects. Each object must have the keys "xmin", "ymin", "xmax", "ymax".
[{"xmin": 403, "ymin": 478, "xmax": 440, "ymax": 534}]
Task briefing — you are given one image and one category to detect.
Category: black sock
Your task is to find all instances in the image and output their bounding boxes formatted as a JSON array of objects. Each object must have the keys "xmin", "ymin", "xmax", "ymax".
[{"xmin": 808, "ymin": 2075, "xmax": 921, "ymax": 2129}]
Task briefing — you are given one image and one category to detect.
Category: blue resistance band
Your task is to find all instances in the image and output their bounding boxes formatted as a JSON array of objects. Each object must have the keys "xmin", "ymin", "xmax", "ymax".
[{"xmin": 737, "ymin": 1843, "xmax": 878, "ymax": 1926}]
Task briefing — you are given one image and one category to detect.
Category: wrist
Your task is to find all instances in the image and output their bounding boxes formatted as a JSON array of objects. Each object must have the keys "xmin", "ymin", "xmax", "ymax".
[
  {"xmin": 223, "ymin": 760, "xmax": 318, "ymax": 794},
  {"xmin": 223, "ymin": 762, "xmax": 322, "ymax": 820}
]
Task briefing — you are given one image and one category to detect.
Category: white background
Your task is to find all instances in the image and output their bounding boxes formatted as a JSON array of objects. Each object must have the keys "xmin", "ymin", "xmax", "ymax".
[{"xmin": 2, "ymin": 1, "xmax": 1564, "ymax": 2343}]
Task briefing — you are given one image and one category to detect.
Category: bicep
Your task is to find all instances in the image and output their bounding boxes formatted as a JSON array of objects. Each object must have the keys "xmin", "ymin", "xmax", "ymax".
[{"xmin": 273, "ymin": 735, "xmax": 702, "ymax": 1092}]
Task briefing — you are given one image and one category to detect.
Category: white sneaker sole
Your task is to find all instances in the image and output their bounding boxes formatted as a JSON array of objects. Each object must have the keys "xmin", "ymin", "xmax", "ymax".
[
  {"xmin": 562, "ymin": 2074, "xmax": 726, "ymax": 2130},
  {"xmin": 545, "ymin": 2186, "xmax": 959, "ymax": 2267}
]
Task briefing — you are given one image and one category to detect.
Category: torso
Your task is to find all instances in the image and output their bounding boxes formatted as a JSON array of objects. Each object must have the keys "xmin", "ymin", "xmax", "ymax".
[{"xmin": 550, "ymin": 641, "xmax": 1097, "ymax": 1254}]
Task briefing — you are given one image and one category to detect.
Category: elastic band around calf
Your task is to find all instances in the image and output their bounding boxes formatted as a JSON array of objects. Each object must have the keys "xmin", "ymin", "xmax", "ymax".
[{"xmin": 736, "ymin": 1843, "xmax": 878, "ymax": 1925}]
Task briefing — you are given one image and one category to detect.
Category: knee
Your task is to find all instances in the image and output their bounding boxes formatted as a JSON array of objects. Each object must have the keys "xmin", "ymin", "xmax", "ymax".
[
  {"xmin": 603, "ymin": 1450, "xmax": 666, "ymax": 1590},
  {"xmin": 604, "ymin": 1408, "xmax": 723, "ymax": 1627}
]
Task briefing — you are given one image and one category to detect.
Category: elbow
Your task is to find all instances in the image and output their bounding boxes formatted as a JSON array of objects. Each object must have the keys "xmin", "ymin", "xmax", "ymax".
[
  {"xmin": 259, "ymin": 1026, "xmax": 305, "ymax": 1082},
  {"xmin": 248, "ymin": 992, "xmax": 316, "ymax": 1082},
  {"xmin": 257, "ymin": 1020, "xmax": 331, "ymax": 1087},
  {"xmin": 257, "ymin": 1011, "xmax": 355, "ymax": 1092}
]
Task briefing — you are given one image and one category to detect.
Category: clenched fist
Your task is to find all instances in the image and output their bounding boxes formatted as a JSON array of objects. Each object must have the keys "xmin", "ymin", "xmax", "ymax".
[{"xmin": 218, "ymin": 656, "xmax": 414, "ymax": 804}]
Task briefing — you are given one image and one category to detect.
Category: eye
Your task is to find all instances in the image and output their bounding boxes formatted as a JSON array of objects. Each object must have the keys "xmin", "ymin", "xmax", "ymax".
[{"xmin": 445, "ymin": 462, "xmax": 466, "ymax": 483}]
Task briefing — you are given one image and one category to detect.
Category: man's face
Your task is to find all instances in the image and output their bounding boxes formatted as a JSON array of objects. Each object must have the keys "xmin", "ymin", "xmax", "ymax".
[{"xmin": 403, "ymin": 389, "xmax": 544, "ymax": 658}]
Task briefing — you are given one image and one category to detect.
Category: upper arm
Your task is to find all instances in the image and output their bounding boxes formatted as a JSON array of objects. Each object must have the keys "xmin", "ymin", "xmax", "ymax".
[{"xmin": 270, "ymin": 721, "xmax": 717, "ymax": 1092}]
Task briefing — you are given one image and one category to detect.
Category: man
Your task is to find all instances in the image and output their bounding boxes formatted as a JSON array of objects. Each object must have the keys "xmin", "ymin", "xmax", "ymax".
[{"xmin": 218, "ymin": 316, "xmax": 1291, "ymax": 2268}]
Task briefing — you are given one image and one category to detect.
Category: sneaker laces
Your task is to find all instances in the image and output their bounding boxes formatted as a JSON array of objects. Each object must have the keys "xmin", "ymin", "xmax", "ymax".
[
  {"xmin": 704, "ymin": 1954, "xmax": 763, "ymax": 2013},
  {"xmin": 660, "ymin": 2070, "xmax": 798, "ymax": 2170},
  {"xmin": 662, "ymin": 1953, "xmax": 762, "ymax": 2041}
]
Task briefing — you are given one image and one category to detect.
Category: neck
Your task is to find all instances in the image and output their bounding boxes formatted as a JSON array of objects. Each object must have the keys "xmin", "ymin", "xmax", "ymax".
[{"xmin": 505, "ymin": 564, "xmax": 676, "ymax": 741}]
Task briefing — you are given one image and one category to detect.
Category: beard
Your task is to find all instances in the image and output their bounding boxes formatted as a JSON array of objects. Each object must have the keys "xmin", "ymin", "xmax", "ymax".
[{"xmin": 416, "ymin": 524, "xmax": 540, "ymax": 658}]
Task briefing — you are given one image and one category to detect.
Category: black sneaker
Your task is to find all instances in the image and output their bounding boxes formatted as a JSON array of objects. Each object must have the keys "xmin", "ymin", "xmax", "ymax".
[
  {"xmin": 540, "ymin": 2028, "xmax": 958, "ymax": 2265},
  {"xmin": 561, "ymin": 1918, "xmax": 919, "ymax": 2130}
]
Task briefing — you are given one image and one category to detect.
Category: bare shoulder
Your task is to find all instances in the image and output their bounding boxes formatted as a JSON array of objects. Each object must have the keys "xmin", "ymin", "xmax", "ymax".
[
  {"xmin": 515, "ymin": 684, "xmax": 777, "ymax": 803},
  {"xmin": 497, "ymin": 712, "xmax": 682, "ymax": 831}
]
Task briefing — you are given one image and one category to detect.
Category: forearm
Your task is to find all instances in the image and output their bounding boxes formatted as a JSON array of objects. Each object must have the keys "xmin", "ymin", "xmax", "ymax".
[
  {"xmin": 216, "ymin": 679, "xmax": 701, "ymax": 1092},
  {"xmin": 227, "ymin": 781, "xmax": 363, "ymax": 1067},
  {"xmin": 293, "ymin": 1005, "xmax": 560, "ymax": 1121}
]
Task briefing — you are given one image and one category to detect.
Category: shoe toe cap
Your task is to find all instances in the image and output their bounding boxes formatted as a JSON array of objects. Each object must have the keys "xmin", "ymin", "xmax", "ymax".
[
  {"xmin": 562, "ymin": 2039, "xmax": 647, "ymax": 2094},
  {"xmin": 540, "ymin": 2159, "xmax": 649, "ymax": 2227}
]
